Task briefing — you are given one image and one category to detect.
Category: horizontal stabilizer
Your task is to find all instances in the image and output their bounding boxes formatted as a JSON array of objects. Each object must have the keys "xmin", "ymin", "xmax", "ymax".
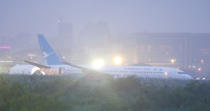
[{"xmin": 24, "ymin": 60, "xmax": 51, "ymax": 68}]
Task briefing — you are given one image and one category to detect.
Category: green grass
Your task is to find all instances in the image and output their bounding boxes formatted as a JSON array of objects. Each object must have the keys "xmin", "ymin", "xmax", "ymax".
[
  {"xmin": 0, "ymin": 75, "xmax": 209, "ymax": 111},
  {"xmin": 0, "ymin": 66, "xmax": 10, "ymax": 74}
]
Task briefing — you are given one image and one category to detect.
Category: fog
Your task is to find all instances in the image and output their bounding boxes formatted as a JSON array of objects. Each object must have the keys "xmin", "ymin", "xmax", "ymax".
[
  {"xmin": 0, "ymin": 0, "xmax": 210, "ymax": 37},
  {"xmin": 0, "ymin": 0, "xmax": 210, "ymax": 75}
]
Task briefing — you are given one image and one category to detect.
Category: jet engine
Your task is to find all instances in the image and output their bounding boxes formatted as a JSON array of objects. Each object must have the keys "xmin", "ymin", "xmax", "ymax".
[{"xmin": 9, "ymin": 65, "xmax": 45, "ymax": 75}]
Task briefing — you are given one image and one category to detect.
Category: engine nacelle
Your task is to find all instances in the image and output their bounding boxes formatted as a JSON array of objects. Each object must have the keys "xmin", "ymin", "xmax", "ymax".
[{"xmin": 9, "ymin": 65, "xmax": 45, "ymax": 75}]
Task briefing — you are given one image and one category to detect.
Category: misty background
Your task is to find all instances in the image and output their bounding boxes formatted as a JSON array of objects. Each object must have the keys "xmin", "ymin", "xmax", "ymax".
[
  {"xmin": 0, "ymin": 0, "xmax": 210, "ymax": 77},
  {"xmin": 0, "ymin": 0, "xmax": 210, "ymax": 36}
]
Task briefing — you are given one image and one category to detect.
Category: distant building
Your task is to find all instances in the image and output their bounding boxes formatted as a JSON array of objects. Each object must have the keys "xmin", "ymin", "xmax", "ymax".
[{"xmin": 115, "ymin": 33, "xmax": 210, "ymax": 75}]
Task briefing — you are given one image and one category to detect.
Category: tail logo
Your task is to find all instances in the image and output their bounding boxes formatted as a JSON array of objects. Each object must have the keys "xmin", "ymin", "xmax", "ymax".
[
  {"xmin": 38, "ymin": 34, "xmax": 62, "ymax": 65},
  {"xmin": 42, "ymin": 52, "xmax": 49, "ymax": 58}
]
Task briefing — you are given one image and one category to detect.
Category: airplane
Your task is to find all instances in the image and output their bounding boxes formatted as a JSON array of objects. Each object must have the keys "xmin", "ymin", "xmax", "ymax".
[{"xmin": 9, "ymin": 34, "xmax": 193, "ymax": 80}]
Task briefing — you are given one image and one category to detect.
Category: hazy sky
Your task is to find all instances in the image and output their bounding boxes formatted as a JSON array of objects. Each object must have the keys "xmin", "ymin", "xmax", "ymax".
[{"xmin": 0, "ymin": 0, "xmax": 210, "ymax": 36}]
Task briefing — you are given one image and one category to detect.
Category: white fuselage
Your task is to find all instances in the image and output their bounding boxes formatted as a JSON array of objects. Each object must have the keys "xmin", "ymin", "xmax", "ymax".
[
  {"xmin": 99, "ymin": 66, "xmax": 193, "ymax": 80},
  {"xmin": 9, "ymin": 65, "xmax": 40, "ymax": 75},
  {"xmin": 42, "ymin": 65, "xmax": 193, "ymax": 80},
  {"xmin": 9, "ymin": 64, "xmax": 193, "ymax": 80}
]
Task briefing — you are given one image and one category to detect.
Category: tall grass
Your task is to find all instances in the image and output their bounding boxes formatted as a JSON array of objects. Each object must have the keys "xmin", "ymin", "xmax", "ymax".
[{"xmin": 0, "ymin": 75, "xmax": 209, "ymax": 111}]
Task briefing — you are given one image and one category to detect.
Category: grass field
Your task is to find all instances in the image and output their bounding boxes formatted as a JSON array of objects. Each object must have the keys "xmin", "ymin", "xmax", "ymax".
[{"xmin": 0, "ymin": 74, "xmax": 209, "ymax": 111}]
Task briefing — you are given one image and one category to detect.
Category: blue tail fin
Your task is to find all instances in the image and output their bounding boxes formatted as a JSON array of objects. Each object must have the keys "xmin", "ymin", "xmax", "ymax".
[{"xmin": 38, "ymin": 34, "xmax": 62, "ymax": 65}]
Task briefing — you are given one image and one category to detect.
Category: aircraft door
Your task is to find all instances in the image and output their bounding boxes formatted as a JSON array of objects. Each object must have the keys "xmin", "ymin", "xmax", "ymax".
[{"xmin": 59, "ymin": 67, "xmax": 64, "ymax": 75}]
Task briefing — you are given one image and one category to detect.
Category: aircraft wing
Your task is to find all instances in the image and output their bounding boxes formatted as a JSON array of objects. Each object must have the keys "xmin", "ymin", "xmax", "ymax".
[
  {"xmin": 62, "ymin": 61, "xmax": 86, "ymax": 70},
  {"xmin": 24, "ymin": 60, "xmax": 51, "ymax": 68},
  {"xmin": 62, "ymin": 61, "xmax": 108, "ymax": 75}
]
